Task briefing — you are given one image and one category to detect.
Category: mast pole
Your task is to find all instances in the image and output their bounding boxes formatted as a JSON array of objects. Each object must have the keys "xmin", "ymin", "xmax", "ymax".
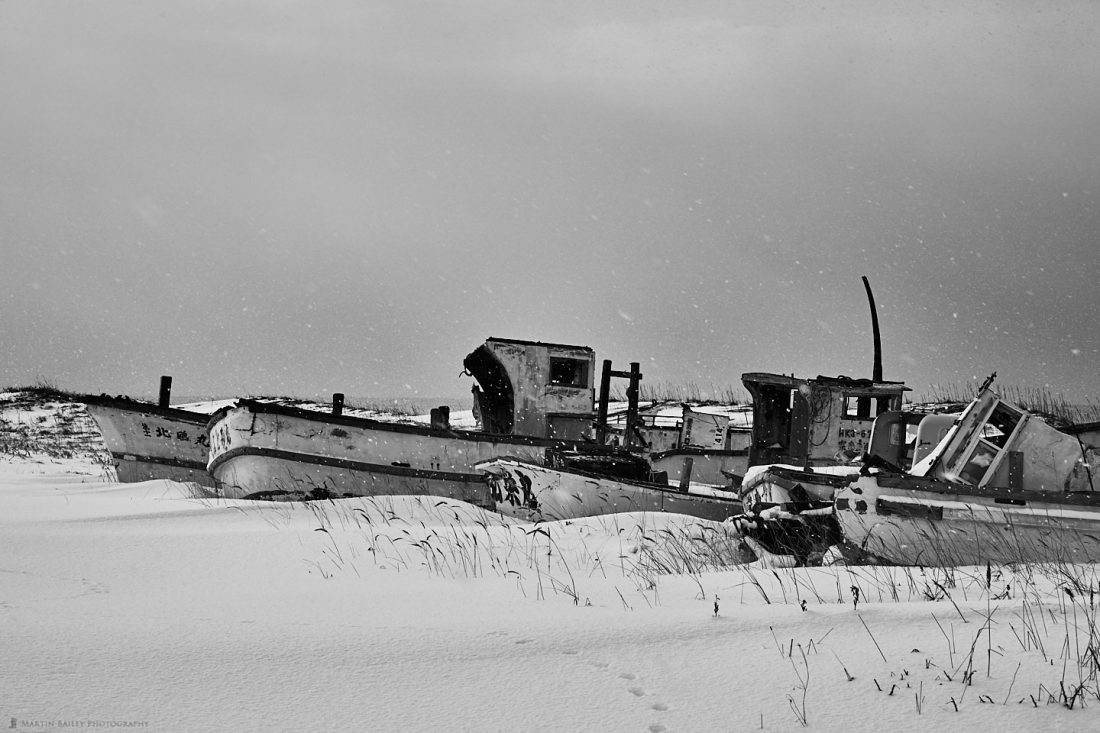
[{"xmin": 862, "ymin": 275, "xmax": 883, "ymax": 382}]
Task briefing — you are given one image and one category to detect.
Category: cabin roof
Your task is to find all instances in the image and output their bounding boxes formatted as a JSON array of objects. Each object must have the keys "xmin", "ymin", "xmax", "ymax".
[{"xmin": 483, "ymin": 337, "xmax": 594, "ymax": 353}]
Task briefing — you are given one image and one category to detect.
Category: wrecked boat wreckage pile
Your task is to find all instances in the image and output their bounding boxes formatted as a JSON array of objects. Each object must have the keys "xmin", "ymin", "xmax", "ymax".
[
  {"xmin": 76, "ymin": 335, "xmax": 1100, "ymax": 568},
  {"xmin": 79, "ymin": 338, "xmax": 753, "ymax": 524},
  {"xmin": 735, "ymin": 374, "xmax": 1100, "ymax": 567},
  {"xmin": 67, "ymin": 272, "xmax": 1100, "ymax": 567}
]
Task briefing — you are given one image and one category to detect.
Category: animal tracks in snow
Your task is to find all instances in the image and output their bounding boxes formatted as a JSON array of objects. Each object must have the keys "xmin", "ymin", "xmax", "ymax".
[
  {"xmin": 82, "ymin": 580, "xmax": 110, "ymax": 595},
  {"xmin": 568, "ymin": 650, "xmax": 675, "ymax": 727},
  {"xmin": 482, "ymin": 630, "xmax": 535, "ymax": 646},
  {"xmin": 610, "ymin": 668, "xmax": 672, "ymax": 728}
]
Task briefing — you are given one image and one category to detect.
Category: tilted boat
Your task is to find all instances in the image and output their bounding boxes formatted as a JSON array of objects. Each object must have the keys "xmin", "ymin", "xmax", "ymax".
[
  {"xmin": 205, "ymin": 338, "xmax": 606, "ymax": 502},
  {"xmin": 723, "ymin": 277, "xmax": 1100, "ymax": 566},
  {"xmin": 81, "ymin": 377, "xmax": 215, "ymax": 487},
  {"xmin": 834, "ymin": 381, "xmax": 1100, "ymax": 565},
  {"xmin": 478, "ymin": 452, "xmax": 743, "ymax": 523}
]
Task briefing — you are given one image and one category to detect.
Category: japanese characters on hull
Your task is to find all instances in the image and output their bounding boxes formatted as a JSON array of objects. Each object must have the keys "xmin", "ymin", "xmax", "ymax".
[{"xmin": 140, "ymin": 419, "xmax": 209, "ymax": 448}]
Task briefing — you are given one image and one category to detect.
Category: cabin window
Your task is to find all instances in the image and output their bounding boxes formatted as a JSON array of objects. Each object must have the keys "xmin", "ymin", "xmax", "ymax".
[
  {"xmin": 844, "ymin": 394, "xmax": 892, "ymax": 418},
  {"xmin": 956, "ymin": 401, "xmax": 1022, "ymax": 485},
  {"xmin": 959, "ymin": 440, "xmax": 998, "ymax": 484},
  {"xmin": 549, "ymin": 357, "xmax": 588, "ymax": 388},
  {"xmin": 982, "ymin": 403, "xmax": 1022, "ymax": 447}
]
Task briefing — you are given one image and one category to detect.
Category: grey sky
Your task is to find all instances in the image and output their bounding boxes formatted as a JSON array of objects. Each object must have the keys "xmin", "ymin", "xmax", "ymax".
[{"xmin": 3, "ymin": 1, "xmax": 1098, "ymax": 403}]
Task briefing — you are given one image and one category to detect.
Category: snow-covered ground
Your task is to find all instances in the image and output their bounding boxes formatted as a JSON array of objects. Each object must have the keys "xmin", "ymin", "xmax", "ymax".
[{"xmin": 3, "ymin": 393, "xmax": 1099, "ymax": 731}]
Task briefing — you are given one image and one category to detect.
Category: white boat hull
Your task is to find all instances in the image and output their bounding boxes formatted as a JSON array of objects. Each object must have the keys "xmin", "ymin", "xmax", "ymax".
[
  {"xmin": 83, "ymin": 398, "xmax": 213, "ymax": 486},
  {"xmin": 835, "ymin": 474, "xmax": 1100, "ymax": 566},
  {"xmin": 206, "ymin": 401, "xmax": 562, "ymax": 503},
  {"xmin": 209, "ymin": 450, "xmax": 493, "ymax": 503},
  {"xmin": 479, "ymin": 458, "xmax": 742, "ymax": 522}
]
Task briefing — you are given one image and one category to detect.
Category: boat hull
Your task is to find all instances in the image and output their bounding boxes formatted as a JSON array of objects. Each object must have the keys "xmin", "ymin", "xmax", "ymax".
[
  {"xmin": 835, "ymin": 474, "xmax": 1100, "ymax": 566},
  {"xmin": 209, "ymin": 449, "xmax": 492, "ymax": 504},
  {"xmin": 82, "ymin": 398, "xmax": 213, "ymax": 486},
  {"xmin": 206, "ymin": 401, "xmax": 564, "ymax": 504},
  {"xmin": 479, "ymin": 458, "xmax": 743, "ymax": 522}
]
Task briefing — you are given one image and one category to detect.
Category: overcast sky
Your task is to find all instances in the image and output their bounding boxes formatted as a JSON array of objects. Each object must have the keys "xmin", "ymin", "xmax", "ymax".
[{"xmin": 3, "ymin": 1, "xmax": 1098, "ymax": 404}]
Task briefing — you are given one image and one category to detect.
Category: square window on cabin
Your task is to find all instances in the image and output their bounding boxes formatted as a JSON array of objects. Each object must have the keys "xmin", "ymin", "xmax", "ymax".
[
  {"xmin": 959, "ymin": 440, "xmax": 998, "ymax": 485},
  {"xmin": 843, "ymin": 395, "xmax": 881, "ymax": 418},
  {"xmin": 981, "ymin": 403, "xmax": 1022, "ymax": 447},
  {"xmin": 549, "ymin": 357, "xmax": 588, "ymax": 388}
]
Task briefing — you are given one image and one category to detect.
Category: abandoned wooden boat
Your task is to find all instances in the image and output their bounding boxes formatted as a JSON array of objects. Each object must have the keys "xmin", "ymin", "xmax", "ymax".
[
  {"xmin": 477, "ymin": 453, "xmax": 743, "ymax": 523},
  {"xmin": 833, "ymin": 380, "xmax": 1100, "ymax": 566},
  {"xmin": 727, "ymin": 373, "xmax": 971, "ymax": 564},
  {"xmin": 81, "ymin": 377, "xmax": 215, "ymax": 487},
  {"xmin": 206, "ymin": 338, "xmax": 609, "ymax": 502},
  {"xmin": 207, "ymin": 399, "xmax": 572, "ymax": 504}
]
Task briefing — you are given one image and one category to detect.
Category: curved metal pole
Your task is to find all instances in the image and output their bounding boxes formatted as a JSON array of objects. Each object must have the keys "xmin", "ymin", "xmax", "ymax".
[{"xmin": 862, "ymin": 276, "xmax": 883, "ymax": 382}]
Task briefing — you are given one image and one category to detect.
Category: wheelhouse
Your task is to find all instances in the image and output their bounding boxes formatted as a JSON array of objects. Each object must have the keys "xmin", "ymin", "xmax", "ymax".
[
  {"xmin": 742, "ymin": 372, "xmax": 909, "ymax": 468},
  {"xmin": 463, "ymin": 338, "xmax": 596, "ymax": 441}
]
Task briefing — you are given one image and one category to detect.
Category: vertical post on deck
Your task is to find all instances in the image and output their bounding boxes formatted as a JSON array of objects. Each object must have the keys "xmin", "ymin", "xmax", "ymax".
[
  {"xmin": 624, "ymin": 362, "xmax": 641, "ymax": 449},
  {"xmin": 158, "ymin": 376, "xmax": 172, "ymax": 408},
  {"xmin": 332, "ymin": 393, "xmax": 345, "ymax": 416},
  {"xmin": 430, "ymin": 406, "xmax": 451, "ymax": 430},
  {"xmin": 596, "ymin": 359, "xmax": 612, "ymax": 444}
]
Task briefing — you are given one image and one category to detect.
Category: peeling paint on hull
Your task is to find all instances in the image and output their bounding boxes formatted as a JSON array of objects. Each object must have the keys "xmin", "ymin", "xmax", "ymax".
[{"xmin": 479, "ymin": 458, "xmax": 743, "ymax": 523}]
